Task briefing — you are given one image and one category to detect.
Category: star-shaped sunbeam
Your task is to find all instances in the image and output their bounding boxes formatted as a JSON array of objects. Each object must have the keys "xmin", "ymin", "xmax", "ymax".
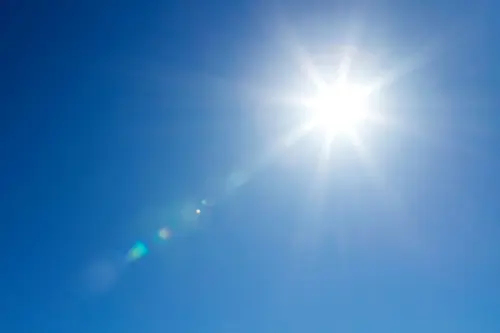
[{"xmin": 285, "ymin": 48, "xmax": 385, "ymax": 164}]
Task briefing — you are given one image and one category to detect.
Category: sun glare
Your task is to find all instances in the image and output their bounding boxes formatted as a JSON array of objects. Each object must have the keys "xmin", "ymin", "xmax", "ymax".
[{"xmin": 305, "ymin": 82, "xmax": 372, "ymax": 136}]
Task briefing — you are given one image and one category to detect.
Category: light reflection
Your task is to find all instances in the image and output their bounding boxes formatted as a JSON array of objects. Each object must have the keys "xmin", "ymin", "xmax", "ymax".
[
  {"xmin": 127, "ymin": 242, "xmax": 149, "ymax": 262},
  {"xmin": 158, "ymin": 227, "xmax": 172, "ymax": 240}
]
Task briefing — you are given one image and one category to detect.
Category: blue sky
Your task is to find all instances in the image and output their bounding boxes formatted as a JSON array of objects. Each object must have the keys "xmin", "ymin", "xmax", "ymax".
[{"xmin": 1, "ymin": 1, "xmax": 499, "ymax": 332}]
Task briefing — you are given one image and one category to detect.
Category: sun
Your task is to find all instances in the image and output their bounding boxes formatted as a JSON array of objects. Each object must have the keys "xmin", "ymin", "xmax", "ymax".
[{"xmin": 304, "ymin": 82, "xmax": 373, "ymax": 137}]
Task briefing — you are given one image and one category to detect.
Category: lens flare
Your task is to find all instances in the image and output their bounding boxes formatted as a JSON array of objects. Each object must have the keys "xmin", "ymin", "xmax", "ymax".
[
  {"xmin": 158, "ymin": 227, "xmax": 172, "ymax": 240},
  {"xmin": 127, "ymin": 242, "xmax": 148, "ymax": 262}
]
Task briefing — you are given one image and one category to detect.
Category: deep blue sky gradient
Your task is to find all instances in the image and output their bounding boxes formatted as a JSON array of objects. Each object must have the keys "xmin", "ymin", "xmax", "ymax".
[{"xmin": 1, "ymin": 1, "xmax": 500, "ymax": 332}]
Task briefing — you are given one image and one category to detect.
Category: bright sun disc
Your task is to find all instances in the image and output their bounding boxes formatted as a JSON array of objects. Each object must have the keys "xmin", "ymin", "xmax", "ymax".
[{"xmin": 306, "ymin": 83, "xmax": 372, "ymax": 135}]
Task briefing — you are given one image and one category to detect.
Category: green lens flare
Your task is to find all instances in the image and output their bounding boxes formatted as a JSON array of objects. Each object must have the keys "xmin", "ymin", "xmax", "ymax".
[{"xmin": 127, "ymin": 242, "xmax": 148, "ymax": 261}]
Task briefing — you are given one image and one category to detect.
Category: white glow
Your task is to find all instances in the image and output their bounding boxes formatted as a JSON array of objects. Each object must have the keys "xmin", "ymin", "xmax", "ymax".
[{"xmin": 304, "ymin": 82, "xmax": 372, "ymax": 136}]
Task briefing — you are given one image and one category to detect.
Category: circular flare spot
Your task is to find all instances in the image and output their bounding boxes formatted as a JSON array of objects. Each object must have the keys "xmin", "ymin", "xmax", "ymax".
[{"xmin": 158, "ymin": 227, "xmax": 171, "ymax": 240}]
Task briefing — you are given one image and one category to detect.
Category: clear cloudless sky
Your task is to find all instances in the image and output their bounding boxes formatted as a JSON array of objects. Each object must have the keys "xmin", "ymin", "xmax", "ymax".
[{"xmin": 1, "ymin": 1, "xmax": 500, "ymax": 332}]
